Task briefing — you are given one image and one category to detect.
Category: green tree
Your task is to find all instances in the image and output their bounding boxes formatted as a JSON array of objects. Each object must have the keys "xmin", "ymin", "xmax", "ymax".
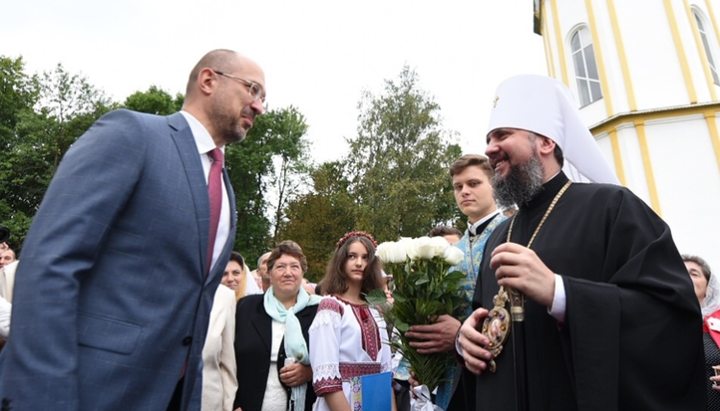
[
  {"xmin": 0, "ymin": 60, "xmax": 111, "ymax": 250},
  {"xmin": 344, "ymin": 66, "xmax": 462, "ymax": 242},
  {"xmin": 278, "ymin": 161, "xmax": 356, "ymax": 282},
  {"xmin": 0, "ymin": 56, "xmax": 39, "ymax": 147},
  {"xmin": 226, "ymin": 106, "xmax": 311, "ymax": 267},
  {"xmin": 123, "ymin": 85, "xmax": 183, "ymax": 115}
]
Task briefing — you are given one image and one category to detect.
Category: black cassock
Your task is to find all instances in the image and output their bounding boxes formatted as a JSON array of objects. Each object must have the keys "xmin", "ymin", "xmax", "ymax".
[{"xmin": 458, "ymin": 172, "xmax": 705, "ymax": 411}]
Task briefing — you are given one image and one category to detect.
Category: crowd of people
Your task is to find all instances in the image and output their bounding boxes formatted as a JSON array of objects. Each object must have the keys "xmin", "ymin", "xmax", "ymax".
[{"xmin": 0, "ymin": 49, "xmax": 715, "ymax": 411}]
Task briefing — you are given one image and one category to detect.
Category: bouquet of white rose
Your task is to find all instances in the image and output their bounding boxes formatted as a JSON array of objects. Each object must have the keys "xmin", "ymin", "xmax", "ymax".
[{"xmin": 368, "ymin": 236, "xmax": 469, "ymax": 397}]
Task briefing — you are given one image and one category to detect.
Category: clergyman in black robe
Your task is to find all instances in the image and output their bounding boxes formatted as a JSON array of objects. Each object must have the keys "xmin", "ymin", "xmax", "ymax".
[{"xmin": 456, "ymin": 75, "xmax": 704, "ymax": 411}]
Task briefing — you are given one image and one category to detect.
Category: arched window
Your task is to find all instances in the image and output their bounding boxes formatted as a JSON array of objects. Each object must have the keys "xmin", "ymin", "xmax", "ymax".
[
  {"xmin": 693, "ymin": 10, "xmax": 720, "ymax": 85},
  {"xmin": 570, "ymin": 27, "xmax": 602, "ymax": 106}
]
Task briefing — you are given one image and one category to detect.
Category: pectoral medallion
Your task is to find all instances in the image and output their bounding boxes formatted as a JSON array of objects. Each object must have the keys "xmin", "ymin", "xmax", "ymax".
[{"xmin": 480, "ymin": 287, "xmax": 511, "ymax": 373}]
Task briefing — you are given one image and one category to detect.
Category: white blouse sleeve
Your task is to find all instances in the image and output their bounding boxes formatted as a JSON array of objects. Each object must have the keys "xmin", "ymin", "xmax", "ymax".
[{"xmin": 310, "ymin": 297, "xmax": 344, "ymax": 396}]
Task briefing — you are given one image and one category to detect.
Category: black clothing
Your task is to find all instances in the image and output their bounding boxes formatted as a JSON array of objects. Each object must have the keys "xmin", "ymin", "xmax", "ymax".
[
  {"xmin": 463, "ymin": 172, "xmax": 704, "ymax": 410},
  {"xmin": 233, "ymin": 294, "xmax": 318, "ymax": 411}
]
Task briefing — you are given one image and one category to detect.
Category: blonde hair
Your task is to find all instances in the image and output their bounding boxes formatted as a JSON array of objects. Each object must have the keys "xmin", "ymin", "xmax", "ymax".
[{"xmin": 235, "ymin": 262, "xmax": 252, "ymax": 301}]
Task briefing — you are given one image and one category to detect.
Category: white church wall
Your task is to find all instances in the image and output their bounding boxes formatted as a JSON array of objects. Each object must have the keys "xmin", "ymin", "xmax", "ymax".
[
  {"xmin": 616, "ymin": 1, "xmax": 694, "ymax": 109},
  {"xmin": 645, "ymin": 114, "xmax": 720, "ymax": 271},
  {"xmin": 615, "ymin": 123, "xmax": 652, "ymax": 204}
]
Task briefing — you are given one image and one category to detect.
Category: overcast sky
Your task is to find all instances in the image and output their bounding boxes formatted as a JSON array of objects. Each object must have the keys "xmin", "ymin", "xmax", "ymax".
[{"xmin": 3, "ymin": 0, "xmax": 547, "ymax": 164}]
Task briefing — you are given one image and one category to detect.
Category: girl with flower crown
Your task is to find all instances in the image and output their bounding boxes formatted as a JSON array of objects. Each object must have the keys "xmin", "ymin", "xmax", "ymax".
[{"xmin": 309, "ymin": 232, "xmax": 396, "ymax": 411}]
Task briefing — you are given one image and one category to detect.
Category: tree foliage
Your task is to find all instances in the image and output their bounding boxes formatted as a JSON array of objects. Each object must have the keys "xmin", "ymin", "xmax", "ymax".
[
  {"xmin": 123, "ymin": 85, "xmax": 183, "ymax": 115},
  {"xmin": 345, "ymin": 65, "xmax": 462, "ymax": 242},
  {"xmin": 0, "ymin": 58, "xmax": 111, "ymax": 250},
  {"xmin": 278, "ymin": 161, "xmax": 356, "ymax": 282},
  {"xmin": 225, "ymin": 106, "xmax": 312, "ymax": 268}
]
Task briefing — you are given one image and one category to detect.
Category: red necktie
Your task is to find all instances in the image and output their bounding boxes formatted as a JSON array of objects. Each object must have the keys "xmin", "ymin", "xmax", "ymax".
[{"xmin": 206, "ymin": 148, "xmax": 223, "ymax": 273}]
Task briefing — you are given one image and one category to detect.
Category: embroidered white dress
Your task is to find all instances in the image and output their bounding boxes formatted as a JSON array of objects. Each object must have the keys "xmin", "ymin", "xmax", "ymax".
[{"xmin": 310, "ymin": 295, "xmax": 392, "ymax": 411}]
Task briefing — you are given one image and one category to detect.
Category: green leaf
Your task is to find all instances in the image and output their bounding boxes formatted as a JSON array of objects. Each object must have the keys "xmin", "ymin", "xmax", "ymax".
[
  {"xmin": 394, "ymin": 319, "xmax": 410, "ymax": 333},
  {"xmin": 366, "ymin": 288, "xmax": 388, "ymax": 306},
  {"xmin": 392, "ymin": 291, "xmax": 407, "ymax": 303}
]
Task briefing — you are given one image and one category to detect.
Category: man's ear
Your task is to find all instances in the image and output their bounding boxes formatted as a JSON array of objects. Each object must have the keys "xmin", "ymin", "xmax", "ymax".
[
  {"xmin": 197, "ymin": 68, "xmax": 217, "ymax": 96},
  {"xmin": 538, "ymin": 135, "xmax": 556, "ymax": 157}
]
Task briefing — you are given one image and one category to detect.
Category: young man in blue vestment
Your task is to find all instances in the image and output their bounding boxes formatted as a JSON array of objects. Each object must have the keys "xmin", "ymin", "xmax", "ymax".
[{"xmin": 403, "ymin": 154, "xmax": 506, "ymax": 410}]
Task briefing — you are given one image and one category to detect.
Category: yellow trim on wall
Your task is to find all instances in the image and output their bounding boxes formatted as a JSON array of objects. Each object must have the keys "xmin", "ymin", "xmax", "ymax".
[
  {"xmin": 550, "ymin": 1, "xmax": 570, "ymax": 86},
  {"xmin": 703, "ymin": 110, "xmax": 720, "ymax": 176},
  {"xmin": 706, "ymin": 0, "xmax": 720, "ymax": 67},
  {"xmin": 664, "ymin": 0, "xmax": 698, "ymax": 103},
  {"xmin": 591, "ymin": 103, "xmax": 720, "ymax": 134},
  {"xmin": 606, "ymin": 0, "xmax": 637, "ymax": 111},
  {"xmin": 685, "ymin": 0, "xmax": 719, "ymax": 100},
  {"xmin": 585, "ymin": 0, "xmax": 614, "ymax": 116},
  {"xmin": 608, "ymin": 129, "xmax": 627, "ymax": 186},
  {"xmin": 542, "ymin": 1, "xmax": 557, "ymax": 77},
  {"xmin": 634, "ymin": 122, "xmax": 662, "ymax": 215}
]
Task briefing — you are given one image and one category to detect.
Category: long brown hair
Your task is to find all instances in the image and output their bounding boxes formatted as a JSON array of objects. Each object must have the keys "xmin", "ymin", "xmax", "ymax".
[{"xmin": 320, "ymin": 235, "xmax": 383, "ymax": 297}]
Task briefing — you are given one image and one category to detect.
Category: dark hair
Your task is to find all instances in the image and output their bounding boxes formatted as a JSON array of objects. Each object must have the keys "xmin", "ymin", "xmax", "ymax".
[
  {"xmin": 267, "ymin": 240, "xmax": 308, "ymax": 274},
  {"xmin": 0, "ymin": 226, "xmax": 9, "ymax": 244},
  {"xmin": 449, "ymin": 154, "xmax": 493, "ymax": 180},
  {"xmin": 427, "ymin": 226, "xmax": 463, "ymax": 238},
  {"xmin": 320, "ymin": 235, "xmax": 383, "ymax": 296},
  {"xmin": 228, "ymin": 251, "xmax": 244, "ymax": 267},
  {"xmin": 528, "ymin": 132, "xmax": 564, "ymax": 168},
  {"xmin": 682, "ymin": 254, "xmax": 712, "ymax": 282},
  {"xmin": 553, "ymin": 143, "xmax": 564, "ymax": 168}
]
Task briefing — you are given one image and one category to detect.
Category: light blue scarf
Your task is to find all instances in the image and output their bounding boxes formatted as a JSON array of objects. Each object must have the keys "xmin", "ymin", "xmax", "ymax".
[{"xmin": 264, "ymin": 286, "xmax": 323, "ymax": 411}]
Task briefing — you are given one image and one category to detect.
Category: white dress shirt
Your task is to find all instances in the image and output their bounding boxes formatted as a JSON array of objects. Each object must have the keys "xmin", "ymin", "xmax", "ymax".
[{"xmin": 180, "ymin": 111, "xmax": 231, "ymax": 271}]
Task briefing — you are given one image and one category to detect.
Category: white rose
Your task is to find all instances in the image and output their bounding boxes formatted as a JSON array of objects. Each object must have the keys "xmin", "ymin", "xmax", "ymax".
[
  {"xmin": 443, "ymin": 245, "xmax": 464, "ymax": 266},
  {"xmin": 398, "ymin": 237, "xmax": 418, "ymax": 260},
  {"xmin": 428, "ymin": 236, "xmax": 450, "ymax": 257},
  {"xmin": 376, "ymin": 241, "xmax": 394, "ymax": 264},
  {"xmin": 390, "ymin": 238, "xmax": 412, "ymax": 263},
  {"xmin": 413, "ymin": 236, "xmax": 436, "ymax": 260}
]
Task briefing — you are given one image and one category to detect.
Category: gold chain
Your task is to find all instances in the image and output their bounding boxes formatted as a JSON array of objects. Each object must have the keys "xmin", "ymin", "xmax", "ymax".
[
  {"xmin": 506, "ymin": 180, "xmax": 572, "ymax": 246},
  {"xmin": 504, "ymin": 179, "xmax": 572, "ymax": 322}
]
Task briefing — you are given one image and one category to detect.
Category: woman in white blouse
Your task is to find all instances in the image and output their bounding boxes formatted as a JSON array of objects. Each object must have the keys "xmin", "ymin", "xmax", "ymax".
[{"xmin": 233, "ymin": 241, "xmax": 321, "ymax": 411}]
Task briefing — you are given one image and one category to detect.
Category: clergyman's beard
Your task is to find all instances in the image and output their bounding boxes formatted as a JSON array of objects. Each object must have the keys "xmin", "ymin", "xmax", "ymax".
[{"xmin": 492, "ymin": 151, "xmax": 545, "ymax": 208}]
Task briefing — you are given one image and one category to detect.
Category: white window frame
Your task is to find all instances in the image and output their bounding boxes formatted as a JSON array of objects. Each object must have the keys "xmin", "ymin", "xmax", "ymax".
[{"xmin": 569, "ymin": 26, "xmax": 603, "ymax": 107}]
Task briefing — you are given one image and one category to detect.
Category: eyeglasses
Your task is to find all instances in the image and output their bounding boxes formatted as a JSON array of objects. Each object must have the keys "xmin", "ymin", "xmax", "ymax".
[{"xmin": 213, "ymin": 70, "xmax": 267, "ymax": 108}]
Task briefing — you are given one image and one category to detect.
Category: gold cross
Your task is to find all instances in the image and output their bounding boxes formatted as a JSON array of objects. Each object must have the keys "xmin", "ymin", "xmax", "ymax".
[{"xmin": 493, "ymin": 95, "xmax": 500, "ymax": 108}]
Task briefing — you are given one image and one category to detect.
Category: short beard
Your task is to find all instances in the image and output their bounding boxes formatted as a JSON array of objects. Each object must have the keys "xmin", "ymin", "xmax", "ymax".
[
  {"xmin": 210, "ymin": 95, "xmax": 249, "ymax": 145},
  {"xmin": 492, "ymin": 150, "xmax": 545, "ymax": 208}
]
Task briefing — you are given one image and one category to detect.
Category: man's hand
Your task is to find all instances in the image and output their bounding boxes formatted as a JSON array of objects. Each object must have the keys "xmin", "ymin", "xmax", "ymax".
[
  {"xmin": 490, "ymin": 243, "xmax": 555, "ymax": 307},
  {"xmin": 458, "ymin": 308, "xmax": 494, "ymax": 375},
  {"xmin": 405, "ymin": 314, "xmax": 461, "ymax": 354},
  {"xmin": 279, "ymin": 362, "xmax": 312, "ymax": 387}
]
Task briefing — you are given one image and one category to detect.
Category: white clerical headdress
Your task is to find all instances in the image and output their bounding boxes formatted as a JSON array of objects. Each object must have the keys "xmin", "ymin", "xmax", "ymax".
[{"xmin": 487, "ymin": 74, "xmax": 620, "ymax": 185}]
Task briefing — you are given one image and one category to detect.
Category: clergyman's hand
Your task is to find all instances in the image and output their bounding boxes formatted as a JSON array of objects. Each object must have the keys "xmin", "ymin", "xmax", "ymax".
[
  {"xmin": 458, "ymin": 308, "xmax": 493, "ymax": 375},
  {"xmin": 490, "ymin": 242, "xmax": 555, "ymax": 307},
  {"xmin": 405, "ymin": 314, "xmax": 461, "ymax": 354}
]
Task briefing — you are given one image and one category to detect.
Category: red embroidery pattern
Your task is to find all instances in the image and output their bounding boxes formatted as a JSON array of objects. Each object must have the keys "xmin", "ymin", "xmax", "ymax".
[
  {"xmin": 339, "ymin": 362, "xmax": 382, "ymax": 381},
  {"xmin": 331, "ymin": 295, "xmax": 382, "ymax": 361},
  {"xmin": 351, "ymin": 304, "xmax": 380, "ymax": 361},
  {"xmin": 314, "ymin": 376, "xmax": 343, "ymax": 396},
  {"xmin": 318, "ymin": 297, "xmax": 344, "ymax": 316}
]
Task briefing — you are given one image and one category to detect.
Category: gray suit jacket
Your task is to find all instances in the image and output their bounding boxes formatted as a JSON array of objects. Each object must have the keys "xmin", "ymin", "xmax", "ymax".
[{"xmin": 0, "ymin": 110, "xmax": 236, "ymax": 411}]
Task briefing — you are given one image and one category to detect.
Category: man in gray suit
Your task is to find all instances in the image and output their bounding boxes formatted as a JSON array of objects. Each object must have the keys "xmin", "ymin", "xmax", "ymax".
[{"xmin": 0, "ymin": 49, "xmax": 266, "ymax": 411}]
